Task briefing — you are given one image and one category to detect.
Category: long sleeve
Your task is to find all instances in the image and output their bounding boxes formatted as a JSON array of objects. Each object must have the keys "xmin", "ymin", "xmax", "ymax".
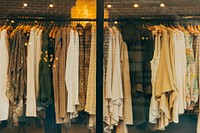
[
  {"xmin": 110, "ymin": 27, "xmax": 123, "ymax": 126},
  {"xmin": 65, "ymin": 29, "xmax": 75, "ymax": 113},
  {"xmin": 0, "ymin": 30, "xmax": 9, "ymax": 121},
  {"xmin": 65, "ymin": 29, "xmax": 79, "ymax": 119},
  {"xmin": 85, "ymin": 26, "xmax": 96, "ymax": 127},
  {"xmin": 103, "ymin": 27, "xmax": 112, "ymax": 130},
  {"xmin": 38, "ymin": 29, "xmax": 54, "ymax": 108},
  {"xmin": 26, "ymin": 27, "xmax": 37, "ymax": 117}
]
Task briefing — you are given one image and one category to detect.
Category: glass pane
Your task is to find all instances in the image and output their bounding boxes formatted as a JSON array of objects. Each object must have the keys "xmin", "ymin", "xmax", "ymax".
[
  {"xmin": 0, "ymin": 0, "xmax": 96, "ymax": 133},
  {"xmin": 103, "ymin": 0, "xmax": 200, "ymax": 133}
]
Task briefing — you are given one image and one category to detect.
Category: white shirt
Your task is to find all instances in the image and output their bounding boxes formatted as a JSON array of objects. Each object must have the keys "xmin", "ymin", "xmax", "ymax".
[
  {"xmin": 110, "ymin": 27, "xmax": 123, "ymax": 126},
  {"xmin": 104, "ymin": 27, "xmax": 113, "ymax": 132},
  {"xmin": 65, "ymin": 29, "xmax": 79, "ymax": 119},
  {"xmin": 0, "ymin": 29, "xmax": 9, "ymax": 121},
  {"xmin": 26, "ymin": 27, "xmax": 37, "ymax": 117}
]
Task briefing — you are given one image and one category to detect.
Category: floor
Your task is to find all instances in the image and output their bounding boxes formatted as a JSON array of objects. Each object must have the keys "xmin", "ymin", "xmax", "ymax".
[{"xmin": 0, "ymin": 114, "xmax": 197, "ymax": 133}]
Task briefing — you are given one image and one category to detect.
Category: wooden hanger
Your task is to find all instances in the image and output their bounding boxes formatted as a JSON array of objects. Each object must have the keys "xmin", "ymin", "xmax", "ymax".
[
  {"xmin": 170, "ymin": 22, "xmax": 176, "ymax": 30},
  {"xmin": 177, "ymin": 22, "xmax": 182, "ymax": 30},
  {"xmin": 187, "ymin": 22, "xmax": 195, "ymax": 34},
  {"xmin": 52, "ymin": 26, "xmax": 59, "ymax": 39},
  {"xmin": 10, "ymin": 23, "xmax": 21, "ymax": 38},
  {"xmin": 194, "ymin": 23, "xmax": 199, "ymax": 33},
  {"xmin": 49, "ymin": 23, "xmax": 55, "ymax": 37}
]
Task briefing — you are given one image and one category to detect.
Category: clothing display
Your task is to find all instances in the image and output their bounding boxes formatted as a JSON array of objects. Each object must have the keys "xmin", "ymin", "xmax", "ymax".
[
  {"xmin": 147, "ymin": 25, "xmax": 199, "ymax": 130},
  {"xmin": 0, "ymin": 18, "xmax": 199, "ymax": 133},
  {"xmin": 103, "ymin": 26, "xmax": 134, "ymax": 133},
  {"xmin": 0, "ymin": 23, "xmax": 93, "ymax": 128}
]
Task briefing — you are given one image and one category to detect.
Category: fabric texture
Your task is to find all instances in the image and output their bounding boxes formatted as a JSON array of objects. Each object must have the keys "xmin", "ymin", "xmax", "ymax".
[
  {"xmin": 76, "ymin": 24, "xmax": 86, "ymax": 111},
  {"xmin": 85, "ymin": 26, "xmax": 96, "ymax": 127},
  {"xmin": 26, "ymin": 27, "xmax": 37, "ymax": 117},
  {"xmin": 52, "ymin": 28, "xmax": 69, "ymax": 124},
  {"xmin": 6, "ymin": 28, "xmax": 27, "ymax": 125},
  {"xmin": 0, "ymin": 29, "xmax": 9, "ymax": 121},
  {"xmin": 38, "ymin": 28, "xmax": 54, "ymax": 108},
  {"xmin": 65, "ymin": 29, "xmax": 79, "ymax": 119},
  {"xmin": 185, "ymin": 33, "xmax": 198, "ymax": 110}
]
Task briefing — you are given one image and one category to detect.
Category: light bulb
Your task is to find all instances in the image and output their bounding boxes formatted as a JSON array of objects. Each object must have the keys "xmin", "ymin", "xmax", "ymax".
[
  {"xmin": 114, "ymin": 21, "xmax": 118, "ymax": 24},
  {"xmin": 160, "ymin": 2, "xmax": 166, "ymax": 7},
  {"xmin": 49, "ymin": 3, "xmax": 54, "ymax": 8},
  {"xmin": 133, "ymin": 3, "xmax": 140, "ymax": 8},
  {"xmin": 11, "ymin": 20, "xmax": 14, "ymax": 23},
  {"xmin": 23, "ymin": 2, "xmax": 28, "ymax": 7},
  {"xmin": 107, "ymin": 4, "xmax": 112, "ymax": 8}
]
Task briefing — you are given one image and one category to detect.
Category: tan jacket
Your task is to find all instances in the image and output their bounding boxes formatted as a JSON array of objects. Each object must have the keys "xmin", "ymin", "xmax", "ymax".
[
  {"xmin": 53, "ymin": 28, "xmax": 69, "ymax": 124},
  {"xmin": 119, "ymin": 33, "xmax": 133, "ymax": 125}
]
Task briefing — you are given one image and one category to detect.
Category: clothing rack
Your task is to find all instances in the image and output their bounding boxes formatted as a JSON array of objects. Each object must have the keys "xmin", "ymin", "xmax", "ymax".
[{"xmin": 1, "ymin": 14, "xmax": 200, "ymax": 133}]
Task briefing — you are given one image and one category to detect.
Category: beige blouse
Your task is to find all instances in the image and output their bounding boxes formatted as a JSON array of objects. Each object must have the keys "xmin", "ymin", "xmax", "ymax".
[
  {"xmin": 154, "ymin": 28, "xmax": 178, "ymax": 130},
  {"xmin": 119, "ymin": 32, "xmax": 133, "ymax": 125},
  {"xmin": 85, "ymin": 26, "xmax": 96, "ymax": 127}
]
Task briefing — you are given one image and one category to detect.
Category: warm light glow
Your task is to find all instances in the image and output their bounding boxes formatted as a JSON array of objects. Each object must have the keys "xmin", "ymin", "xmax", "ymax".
[
  {"xmin": 23, "ymin": 2, "xmax": 28, "ymax": 7},
  {"xmin": 160, "ymin": 2, "xmax": 166, "ymax": 7},
  {"xmin": 114, "ymin": 21, "xmax": 118, "ymax": 24},
  {"xmin": 11, "ymin": 20, "xmax": 14, "ymax": 23},
  {"xmin": 107, "ymin": 4, "xmax": 112, "ymax": 8},
  {"xmin": 49, "ymin": 3, "xmax": 54, "ymax": 8},
  {"xmin": 71, "ymin": 0, "xmax": 109, "ymax": 26},
  {"xmin": 133, "ymin": 3, "xmax": 140, "ymax": 8}
]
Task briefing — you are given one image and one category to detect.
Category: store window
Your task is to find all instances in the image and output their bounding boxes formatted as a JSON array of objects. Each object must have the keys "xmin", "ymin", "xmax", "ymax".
[
  {"xmin": 103, "ymin": 0, "xmax": 200, "ymax": 133},
  {"xmin": 0, "ymin": 0, "xmax": 200, "ymax": 133},
  {"xmin": 0, "ymin": 0, "xmax": 98, "ymax": 133}
]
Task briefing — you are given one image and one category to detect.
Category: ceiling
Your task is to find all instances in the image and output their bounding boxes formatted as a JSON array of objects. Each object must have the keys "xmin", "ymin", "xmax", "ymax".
[
  {"xmin": 0, "ymin": 0, "xmax": 200, "ymax": 19},
  {"xmin": 106, "ymin": 0, "xmax": 200, "ymax": 18}
]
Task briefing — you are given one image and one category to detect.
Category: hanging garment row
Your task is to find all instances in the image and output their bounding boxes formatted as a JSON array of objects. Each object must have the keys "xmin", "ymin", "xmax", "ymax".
[
  {"xmin": 103, "ymin": 25, "xmax": 134, "ymax": 133},
  {"xmin": 102, "ymin": 22, "xmax": 155, "ymax": 133},
  {"xmin": 118, "ymin": 22, "xmax": 200, "ymax": 132},
  {"xmin": 148, "ymin": 24, "xmax": 200, "ymax": 131},
  {"xmin": 0, "ymin": 22, "xmax": 97, "ymax": 128},
  {"xmin": 1, "ymin": 20, "xmax": 200, "ymax": 132},
  {"xmin": 0, "ymin": 21, "xmax": 134, "ymax": 132}
]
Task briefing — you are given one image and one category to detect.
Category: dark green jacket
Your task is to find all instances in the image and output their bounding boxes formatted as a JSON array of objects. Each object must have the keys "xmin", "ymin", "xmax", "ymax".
[{"xmin": 38, "ymin": 29, "xmax": 54, "ymax": 108}]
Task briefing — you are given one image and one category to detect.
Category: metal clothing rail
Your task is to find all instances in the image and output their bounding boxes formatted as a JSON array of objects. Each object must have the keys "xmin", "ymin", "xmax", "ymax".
[
  {"xmin": 0, "ymin": 16, "xmax": 97, "ymax": 22},
  {"xmin": 1, "ymin": 15, "xmax": 200, "ymax": 22}
]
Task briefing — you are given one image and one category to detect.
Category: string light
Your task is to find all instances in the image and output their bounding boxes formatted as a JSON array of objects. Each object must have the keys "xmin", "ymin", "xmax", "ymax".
[
  {"xmin": 23, "ymin": 2, "xmax": 28, "ymax": 7},
  {"xmin": 11, "ymin": 20, "xmax": 14, "ymax": 23},
  {"xmin": 49, "ymin": 3, "xmax": 54, "ymax": 8},
  {"xmin": 160, "ymin": 2, "xmax": 166, "ymax": 7},
  {"xmin": 107, "ymin": 4, "xmax": 112, "ymax": 8},
  {"xmin": 133, "ymin": 3, "xmax": 140, "ymax": 8}
]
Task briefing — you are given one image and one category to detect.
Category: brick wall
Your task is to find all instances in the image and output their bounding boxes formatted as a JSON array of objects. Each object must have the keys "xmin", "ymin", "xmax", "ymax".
[
  {"xmin": 0, "ymin": 0, "xmax": 200, "ymax": 19},
  {"xmin": 1, "ymin": 0, "xmax": 76, "ymax": 17}
]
